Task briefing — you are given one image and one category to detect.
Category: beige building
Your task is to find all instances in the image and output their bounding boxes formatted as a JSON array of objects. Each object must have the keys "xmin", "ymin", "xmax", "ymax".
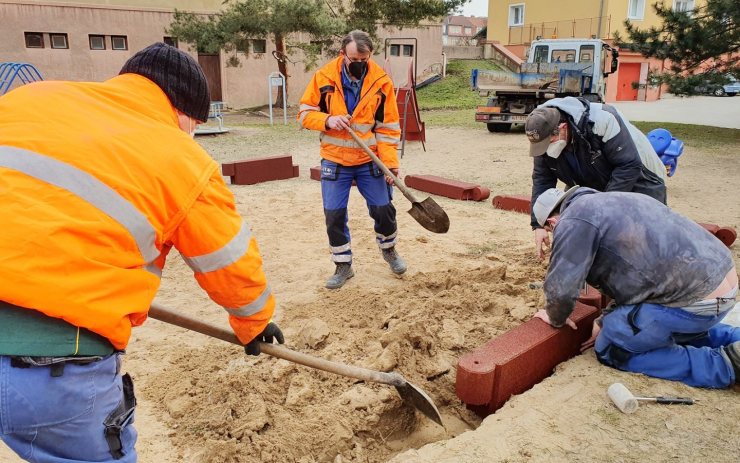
[{"xmin": 1, "ymin": 0, "xmax": 443, "ymax": 108}]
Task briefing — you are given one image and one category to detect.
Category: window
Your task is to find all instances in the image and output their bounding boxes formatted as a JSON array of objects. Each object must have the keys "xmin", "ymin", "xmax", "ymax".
[
  {"xmin": 533, "ymin": 45, "xmax": 548, "ymax": 63},
  {"xmin": 402, "ymin": 45, "xmax": 414, "ymax": 57},
  {"xmin": 235, "ymin": 38, "xmax": 249, "ymax": 53},
  {"xmin": 628, "ymin": 0, "xmax": 645, "ymax": 19},
  {"xmin": 163, "ymin": 36, "xmax": 178, "ymax": 47},
  {"xmin": 509, "ymin": 4, "xmax": 524, "ymax": 26},
  {"xmin": 464, "ymin": 27, "xmax": 472, "ymax": 35},
  {"xmin": 579, "ymin": 45, "xmax": 595, "ymax": 63},
  {"xmin": 111, "ymin": 35, "xmax": 128, "ymax": 50},
  {"xmin": 674, "ymin": 0, "xmax": 694, "ymax": 12},
  {"xmin": 50, "ymin": 33, "xmax": 68, "ymax": 49},
  {"xmin": 251, "ymin": 39, "xmax": 266, "ymax": 54},
  {"xmin": 24, "ymin": 32, "xmax": 44, "ymax": 48},
  {"xmin": 551, "ymin": 49, "xmax": 576, "ymax": 63},
  {"xmin": 389, "ymin": 44, "xmax": 400, "ymax": 56},
  {"xmin": 448, "ymin": 25, "xmax": 462, "ymax": 35},
  {"xmin": 89, "ymin": 35, "xmax": 105, "ymax": 50}
]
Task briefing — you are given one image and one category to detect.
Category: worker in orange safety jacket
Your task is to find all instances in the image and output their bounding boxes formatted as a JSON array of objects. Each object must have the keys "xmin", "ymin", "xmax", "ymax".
[
  {"xmin": 298, "ymin": 30, "xmax": 406, "ymax": 289},
  {"xmin": 0, "ymin": 43, "xmax": 283, "ymax": 463}
]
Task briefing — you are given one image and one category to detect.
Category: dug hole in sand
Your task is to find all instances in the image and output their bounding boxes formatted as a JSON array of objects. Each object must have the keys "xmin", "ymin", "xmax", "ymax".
[{"xmin": 2, "ymin": 122, "xmax": 737, "ymax": 462}]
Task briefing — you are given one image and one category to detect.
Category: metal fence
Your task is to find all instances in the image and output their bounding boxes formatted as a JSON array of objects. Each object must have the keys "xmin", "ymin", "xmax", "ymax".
[{"xmin": 508, "ymin": 16, "xmax": 611, "ymax": 45}]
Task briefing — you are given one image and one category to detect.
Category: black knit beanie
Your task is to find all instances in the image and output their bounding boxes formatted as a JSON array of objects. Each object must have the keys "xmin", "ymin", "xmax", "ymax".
[{"xmin": 120, "ymin": 42, "xmax": 210, "ymax": 122}]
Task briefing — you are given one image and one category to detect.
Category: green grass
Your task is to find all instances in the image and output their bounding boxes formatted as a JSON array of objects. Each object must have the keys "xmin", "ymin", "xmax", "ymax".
[
  {"xmin": 421, "ymin": 108, "xmax": 479, "ymax": 129},
  {"xmin": 632, "ymin": 122, "xmax": 740, "ymax": 152},
  {"xmin": 416, "ymin": 59, "xmax": 502, "ymax": 110}
]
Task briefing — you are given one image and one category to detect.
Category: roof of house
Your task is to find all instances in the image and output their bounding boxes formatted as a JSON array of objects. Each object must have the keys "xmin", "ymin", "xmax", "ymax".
[
  {"xmin": 446, "ymin": 15, "xmax": 488, "ymax": 28},
  {"xmin": 445, "ymin": 15, "xmax": 487, "ymax": 36}
]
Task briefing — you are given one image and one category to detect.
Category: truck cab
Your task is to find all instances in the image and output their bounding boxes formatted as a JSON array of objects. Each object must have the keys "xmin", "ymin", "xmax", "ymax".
[{"xmin": 473, "ymin": 38, "xmax": 619, "ymax": 132}]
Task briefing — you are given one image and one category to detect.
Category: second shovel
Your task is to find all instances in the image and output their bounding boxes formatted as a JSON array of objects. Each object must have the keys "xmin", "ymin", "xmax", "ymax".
[{"xmin": 346, "ymin": 128, "xmax": 450, "ymax": 233}]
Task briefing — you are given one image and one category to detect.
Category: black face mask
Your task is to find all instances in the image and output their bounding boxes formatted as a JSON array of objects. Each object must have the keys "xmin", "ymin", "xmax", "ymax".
[{"xmin": 347, "ymin": 60, "xmax": 367, "ymax": 80}]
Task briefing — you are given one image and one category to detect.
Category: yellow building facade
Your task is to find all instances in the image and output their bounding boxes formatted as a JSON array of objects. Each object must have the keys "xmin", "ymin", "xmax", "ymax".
[{"xmin": 484, "ymin": 0, "xmax": 704, "ymax": 101}]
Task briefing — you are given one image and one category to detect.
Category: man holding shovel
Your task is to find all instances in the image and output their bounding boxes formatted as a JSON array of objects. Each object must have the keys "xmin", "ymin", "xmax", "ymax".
[
  {"xmin": 0, "ymin": 43, "xmax": 283, "ymax": 462},
  {"xmin": 298, "ymin": 30, "xmax": 406, "ymax": 289},
  {"xmin": 531, "ymin": 186, "xmax": 740, "ymax": 389}
]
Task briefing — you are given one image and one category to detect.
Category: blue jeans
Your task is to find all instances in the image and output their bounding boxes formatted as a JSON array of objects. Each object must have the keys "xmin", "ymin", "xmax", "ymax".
[
  {"xmin": 320, "ymin": 159, "xmax": 397, "ymax": 263},
  {"xmin": 0, "ymin": 353, "xmax": 137, "ymax": 462},
  {"xmin": 595, "ymin": 300, "xmax": 740, "ymax": 388}
]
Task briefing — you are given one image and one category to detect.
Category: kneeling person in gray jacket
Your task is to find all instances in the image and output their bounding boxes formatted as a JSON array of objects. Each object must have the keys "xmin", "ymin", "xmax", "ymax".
[{"xmin": 532, "ymin": 186, "xmax": 739, "ymax": 389}]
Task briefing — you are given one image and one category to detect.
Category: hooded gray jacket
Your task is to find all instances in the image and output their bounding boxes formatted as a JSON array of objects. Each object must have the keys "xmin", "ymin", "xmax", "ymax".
[
  {"xmin": 530, "ymin": 97, "xmax": 667, "ymax": 228},
  {"xmin": 544, "ymin": 188, "xmax": 733, "ymax": 327}
]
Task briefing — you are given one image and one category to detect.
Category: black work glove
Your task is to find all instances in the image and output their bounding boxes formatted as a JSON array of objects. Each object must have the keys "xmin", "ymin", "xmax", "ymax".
[{"xmin": 245, "ymin": 322, "xmax": 285, "ymax": 356}]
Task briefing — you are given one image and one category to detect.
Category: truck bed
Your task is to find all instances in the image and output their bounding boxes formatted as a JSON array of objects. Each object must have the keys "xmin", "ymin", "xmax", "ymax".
[{"xmin": 472, "ymin": 63, "xmax": 592, "ymax": 92}]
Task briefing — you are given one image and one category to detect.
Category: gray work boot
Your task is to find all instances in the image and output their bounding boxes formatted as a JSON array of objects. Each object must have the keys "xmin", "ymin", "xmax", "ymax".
[
  {"xmin": 325, "ymin": 263, "xmax": 354, "ymax": 289},
  {"xmin": 382, "ymin": 247, "xmax": 407, "ymax": 275}
]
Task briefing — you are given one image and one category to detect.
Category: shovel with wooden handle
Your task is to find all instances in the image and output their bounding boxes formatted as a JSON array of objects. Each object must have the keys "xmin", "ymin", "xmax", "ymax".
[
  {"xmin": 346, "ymin": 128, "xmax": 450, "ymax": 234},
  {"xmin": 148, "ymin": 303, "xmax": 443, "ymax": 427}
]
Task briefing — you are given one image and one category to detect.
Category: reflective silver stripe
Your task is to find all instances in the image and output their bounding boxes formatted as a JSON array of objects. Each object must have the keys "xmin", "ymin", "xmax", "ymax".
[
  {"xmin": 332, "ymin": 254, "xmax": 352, "ymax": 263},
  {"xmin": 144, "ymin": 263, "xmax": 162, "ymax": 278},
  {"xmin": 351, "ymin": 123, "xmax": 374, "ymax": 134},
  {"xmin": 320, "ymin": 134, "xmax": 376, "ymax": 148},
  {"xmin": 378, "ymin": 240, "xmax": 397, "ymax": 249},
  {"xmin": 376, "ymin": 134, "xmax": 400, "ymax": 145},
  {"xmin": 182, "ymin": 221, "xmax": 251, "ymax": 274},
  {"xmin": 0, "ymin": 146, "xmax": 159, "ymax": 263},
  {"xmin": 298, "ymin": 104, "xmax": 320, "ymax": 125},
  {"xmin": 224, "ymin": 285, "xmax": 273, "ymax": 317},
  {"xmin": 330, "ymin": 243, "xmax": 351, "ymax": 253},
  {"xmin": 376, "ymin": 231, "xmax": 397, "ymax": 241},
  {"xmin": 376, "ymin": 122, "xmax": 400, "ymax": 131}
]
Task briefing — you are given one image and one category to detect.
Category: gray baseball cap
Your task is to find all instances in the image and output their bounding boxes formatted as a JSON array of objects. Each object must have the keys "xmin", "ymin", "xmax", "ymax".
[
  {"xmin": 533, "ymin": 186, "xmax": 580, "ymax": 227},
  {"xmin": 525, "ymin": 107, "xmax": 560, "ymax": 157}
]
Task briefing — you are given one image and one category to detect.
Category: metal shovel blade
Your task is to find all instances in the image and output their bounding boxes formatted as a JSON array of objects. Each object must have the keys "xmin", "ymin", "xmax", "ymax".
[
  {"xmin": 408, "ymin": 198, "xmax": 450, "ymax": 234},
  {"xmin": 395, "ymin": 381, "xmax": 444, "ymax": 427}
]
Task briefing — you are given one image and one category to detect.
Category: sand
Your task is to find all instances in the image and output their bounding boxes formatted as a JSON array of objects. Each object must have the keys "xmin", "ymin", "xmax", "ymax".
[{"xmin": 1, "ymin": 116, "xmax": 738, "ymax": 462}]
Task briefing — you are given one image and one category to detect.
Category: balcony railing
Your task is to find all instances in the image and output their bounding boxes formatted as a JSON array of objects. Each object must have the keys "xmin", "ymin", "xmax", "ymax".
[{"xmin": 508, "ymin": 15, "xmax": 611, "ymax": 45}]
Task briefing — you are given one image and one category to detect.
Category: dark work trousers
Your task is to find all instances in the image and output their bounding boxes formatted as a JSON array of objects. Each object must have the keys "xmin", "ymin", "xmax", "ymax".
[{"xmin": 320, "ymin": 159, "xmax": 397, "ymax": 263}]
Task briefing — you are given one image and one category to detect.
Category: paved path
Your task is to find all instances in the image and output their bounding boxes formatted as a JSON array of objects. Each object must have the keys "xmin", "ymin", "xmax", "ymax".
[{"xmin": 612, "ymin": 95, "xmax": 740, "ymax": 129}]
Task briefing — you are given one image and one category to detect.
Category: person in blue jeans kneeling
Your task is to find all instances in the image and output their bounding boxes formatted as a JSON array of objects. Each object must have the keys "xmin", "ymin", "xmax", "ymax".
[{"xmin": 531, "ymin": 186, "xmax": 740, "ymax": 388}]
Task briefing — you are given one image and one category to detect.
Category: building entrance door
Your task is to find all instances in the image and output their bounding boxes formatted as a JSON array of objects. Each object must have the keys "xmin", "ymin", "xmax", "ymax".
[
  {"xmin": 616, "ymin": 63, "xmax": 640, "ymax": 101},
  {"xmin": 198, "ymin": 54, "xmax": 222, "ymax": 102}
]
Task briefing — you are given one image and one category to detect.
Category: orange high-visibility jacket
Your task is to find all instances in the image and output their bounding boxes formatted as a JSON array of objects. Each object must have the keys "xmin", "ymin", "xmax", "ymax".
[
  {"xmin": 0, "ymin": 74, "xmax": 275, "ymax": 349},
  {"xmin": 297, "ymin": 56, "xmax": 401, "ymax": 168}
]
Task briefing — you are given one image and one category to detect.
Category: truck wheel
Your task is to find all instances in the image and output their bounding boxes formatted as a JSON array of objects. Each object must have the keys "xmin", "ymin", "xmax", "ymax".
[{"xmin": 487, "ymin": 123, "xmax": 512, "ymax": 133}]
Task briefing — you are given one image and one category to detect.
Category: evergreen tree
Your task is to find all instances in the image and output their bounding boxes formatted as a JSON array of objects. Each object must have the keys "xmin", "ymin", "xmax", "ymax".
[
  {"xmin": 616, "ymin": 0, "xmax": 740, "ymax": 95},
  {"xmin": 168, "ymin": 0, "xmax": 467, "ymax": 106}
]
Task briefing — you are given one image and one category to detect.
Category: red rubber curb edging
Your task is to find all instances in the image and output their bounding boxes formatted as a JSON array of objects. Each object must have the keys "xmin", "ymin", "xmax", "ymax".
[
  {"xmin": 404, "ymin": 174, "xmax": 490, "ymax": 201},
  {"xmin": 492, "ymin": 194, "xmax": 531, "ymax": 214},
  {"xmin": 456, "ymin": 301, "xmax": 600, "ymax": 417},
  {"xmin": 222, "ymin": 155, "xmax": 299, "ymax": 185}
]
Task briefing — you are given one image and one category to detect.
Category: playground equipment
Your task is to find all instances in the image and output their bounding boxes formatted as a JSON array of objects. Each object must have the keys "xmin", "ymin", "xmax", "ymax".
[
  {"xmin": 194, "ymin": 101, "xmax": 229, "ymax": 136},
  {"xmin": 647, "ymin": 128, "xmax": 684, "ymax": 177},
  {"xmin": 0, "ymin": 62, "xmax": 43, "ymax": 96}
]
